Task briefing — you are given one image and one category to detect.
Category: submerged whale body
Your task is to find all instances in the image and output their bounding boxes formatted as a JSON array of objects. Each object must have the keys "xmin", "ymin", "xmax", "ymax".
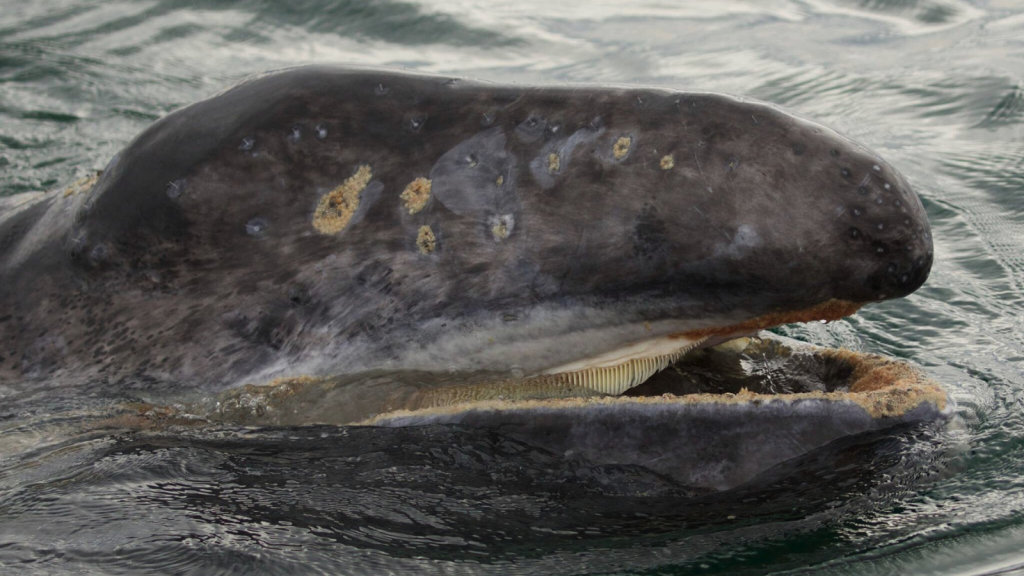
[{"xmin": 0, "ymin": 66, "xmax": 942, "ymax": 489}]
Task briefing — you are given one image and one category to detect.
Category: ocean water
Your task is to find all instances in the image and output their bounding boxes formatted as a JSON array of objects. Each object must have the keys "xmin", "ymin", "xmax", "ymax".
[{"xmin": 1, "ymin": 0, "xmax": 1023, "ymax": 574}]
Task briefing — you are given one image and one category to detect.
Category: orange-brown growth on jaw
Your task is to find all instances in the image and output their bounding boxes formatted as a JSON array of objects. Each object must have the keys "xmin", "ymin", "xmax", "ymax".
[
  {"xmin": 821, "ymin": 348, "xmax": 922, "ymax": 394},
  {"xmin": 677, "ymin": 299, "xmax": 864, "ymax": 340}
]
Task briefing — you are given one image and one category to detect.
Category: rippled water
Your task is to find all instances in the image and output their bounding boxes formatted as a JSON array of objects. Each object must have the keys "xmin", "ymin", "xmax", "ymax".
[{"xmin": 2, "ymin": 0, "xmax": 1023, "ymax": 574}]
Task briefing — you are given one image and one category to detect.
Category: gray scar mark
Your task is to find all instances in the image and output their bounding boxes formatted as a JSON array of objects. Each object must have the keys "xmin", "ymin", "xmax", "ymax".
[
  {"xmin": 528, "ymin": 121, "xmax": 606, "ymax": 190},
  {"xmin": 430, "ymin": 126, "xmax": 520, "ymax": 221}
]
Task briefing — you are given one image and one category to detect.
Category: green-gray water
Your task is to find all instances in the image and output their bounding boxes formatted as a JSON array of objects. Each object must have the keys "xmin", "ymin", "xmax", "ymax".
[{"xmin": 1, "ymin": 1, "xmax": 1022, "ymax": 574}]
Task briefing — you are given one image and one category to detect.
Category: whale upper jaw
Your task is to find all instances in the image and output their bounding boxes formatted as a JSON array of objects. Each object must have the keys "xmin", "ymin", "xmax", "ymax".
[{"xmin": 1, "ymin": 66, "xmax": 934, "ymax": 393}]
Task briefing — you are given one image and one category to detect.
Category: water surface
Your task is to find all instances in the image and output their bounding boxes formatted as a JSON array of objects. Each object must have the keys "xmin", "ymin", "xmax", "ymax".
[{"xmin": 1, "ymin": 0, "xmax": 1023, "ymax": 574}]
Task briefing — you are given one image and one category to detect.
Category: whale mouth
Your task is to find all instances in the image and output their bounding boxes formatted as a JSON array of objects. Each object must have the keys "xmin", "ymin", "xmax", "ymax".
[
  {"xmin": 185, "ymin": 331, "xmax": 948, "ymax": 431},
  {"xmin": 116, "ymin": 331, "xmax": 949, "ymax": 491},
  {"xmin": 349, "ymin": 333, "xmax": 950, "ymax": 490},
  {"xmin": 360, "ymin": 333, "xmax": 948, "ymax": 426},
  {"xmin": 534, "ymin": 334, "xmax": 710, "ymax": 396}
]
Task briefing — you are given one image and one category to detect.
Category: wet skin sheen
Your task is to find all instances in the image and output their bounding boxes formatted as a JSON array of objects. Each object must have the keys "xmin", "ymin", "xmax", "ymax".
[{"xmin": 0, "ymin": 66, "xmax": 933, "ymax": 392}]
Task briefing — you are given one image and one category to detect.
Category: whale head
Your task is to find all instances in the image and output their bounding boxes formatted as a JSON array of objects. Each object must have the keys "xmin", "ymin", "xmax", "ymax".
[{"xmin": 1, "ymin": 66, "xmax": 933, "ymax": 403}]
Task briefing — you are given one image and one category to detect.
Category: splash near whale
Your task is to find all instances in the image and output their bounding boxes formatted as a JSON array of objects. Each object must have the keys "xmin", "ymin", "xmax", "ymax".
[{"xmin": 0, "ymin": 66, "xmax": 942, "ymax": 489}]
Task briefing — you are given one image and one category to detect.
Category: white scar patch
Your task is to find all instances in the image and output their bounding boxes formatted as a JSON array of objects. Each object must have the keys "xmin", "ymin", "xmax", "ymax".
[{"xmin": 538, "ymin": 334, "xmax": 707, "ymax": 395}]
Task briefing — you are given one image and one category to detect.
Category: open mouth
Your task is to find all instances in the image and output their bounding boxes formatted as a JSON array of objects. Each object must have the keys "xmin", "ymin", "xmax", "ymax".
[
  {"xmin": 362, "ymin": 332, "xmax": 948, "ymax": 426},
  {"xmin": 357, "ymin": 333, "xmax": 950, "ymax": 489},
  {"xmin": 174, "ymin": 328, "xmax": 952, "ymax": 491},
  {"xmin": 181, "ymin": 330, "xmax": 949, "ymax": 490}
]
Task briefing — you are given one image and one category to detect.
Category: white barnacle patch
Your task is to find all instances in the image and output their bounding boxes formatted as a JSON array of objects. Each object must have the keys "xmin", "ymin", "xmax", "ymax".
[
  {"xmin": 416, "ymin": 225, "xmax": 437, "ymax": 254},
  {"xmin": 312, "ymin": 166, "xmax": 374, "ymax": 234},
  {"xmin": 613, "ymin": 136, "xmax": 632, "ymax": 160},
  {"xmin": 400, "ymin": 177, "xmax": 432, "ymax": 214},
  {"xmin": 547, "ymin": 153, "xmax": 560, "ymax": 174},
  {"xmin": 529, "ymin": 124, "xmax": 605, "ymax": 189},
  {"xmin": 489, "ymin": 214, "xmax": 515, "ymax": 241}
]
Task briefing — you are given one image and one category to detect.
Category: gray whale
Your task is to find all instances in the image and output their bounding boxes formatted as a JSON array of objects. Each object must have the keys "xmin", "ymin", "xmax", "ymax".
[{"xmin": 0, "ymin": 66, "xmax": 943, "ymax": 487}]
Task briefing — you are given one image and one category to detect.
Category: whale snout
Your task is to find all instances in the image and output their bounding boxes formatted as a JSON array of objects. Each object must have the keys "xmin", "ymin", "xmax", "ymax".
[{"xmin": 829, "ymin": 153, "xmax": 934, "ymax": 302}]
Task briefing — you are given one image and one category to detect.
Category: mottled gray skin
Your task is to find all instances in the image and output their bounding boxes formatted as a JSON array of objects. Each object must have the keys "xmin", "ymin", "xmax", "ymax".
[{"xmin": 0, "ymin": 66, "xmax": 932, "ymax": 394}]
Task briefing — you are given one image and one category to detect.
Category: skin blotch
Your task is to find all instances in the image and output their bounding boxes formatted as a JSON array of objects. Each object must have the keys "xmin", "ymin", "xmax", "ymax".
[
  {"xmin": 62, "ymin": 172, "xmax": 100, "ymax": 198},
  {"xmin": 313, "ymin": 165, "xmax": 373, "ymax": 234},
  {"xmin": 400, "ymin": 177, "xmax": 432, "ymax": 214},
  {"xmin": 660, "ymin": 155, "xmax": 675, "ymax": 170},
  {"xmin": 496, "ymin": 175, "xmax": 504, "ymax": 186},
  {"xmin": 613, "ymin": 136, "xmax": 632, "ymax": 160},
  {"xmin": 416, "ymin": 225, "xmax": 437, "ymax": 254},
  {"xmin": 548, "ymin": 153, "xmax": 560, "ymax": 174}
]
